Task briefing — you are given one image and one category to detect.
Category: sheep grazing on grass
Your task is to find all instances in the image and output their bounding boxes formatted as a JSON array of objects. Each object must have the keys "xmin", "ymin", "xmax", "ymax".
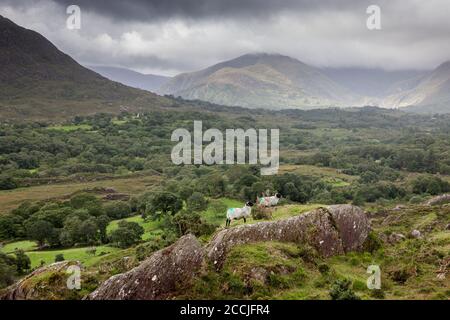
[
  {"xmin": 257, "ymin": 193, "xmax": 282, "ymax": 208},
  {"xmin": 226, "ymin": 201, "xmax": 254, "ymax": 227}
]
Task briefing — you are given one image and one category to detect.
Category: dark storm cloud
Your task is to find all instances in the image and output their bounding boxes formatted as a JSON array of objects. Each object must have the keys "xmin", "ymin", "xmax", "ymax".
[
  {"xmin": 1, "ymin": 0, "xmax": 449, "ymax": 74},
  {"xmin": 51, "ymin": 0, "xmax": 367, "ymax": 21}
]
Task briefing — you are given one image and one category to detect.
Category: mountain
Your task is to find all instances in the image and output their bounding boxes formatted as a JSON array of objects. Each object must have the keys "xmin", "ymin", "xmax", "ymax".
[
  {"xmin": 0, "ymin": 15, "xmax": 169, "ymax": 120},
  {"xmin": 160, "ymin": 53, "xmax": 360, "ymax": 110},
  {"xmin": 322, "ymin": 67, "xmax": 426, "ymax": 98},
  {"xmin": 382, "ymin": 61, "xmax": 450, "ymax": 111},
  {"xmin": 86, "ymin": 66, "xmax": 170, "ymax": 93}
]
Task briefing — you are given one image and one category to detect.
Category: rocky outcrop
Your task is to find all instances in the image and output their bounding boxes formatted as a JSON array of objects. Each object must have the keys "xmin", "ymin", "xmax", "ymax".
[
  {"xmin": 207, "ymin": 205, "xmax": 370, "ymax": 269},
  {"xmin": 88, "ymin": 205, "xmax": 369, "ymax": 299},
  {"xmin": 88, "ymin": 234, "xmax": 204, "ymax": 300},
  {"xmin": 426, "ymin": 194, "xmax": 450, "ymax": 206},
  {"xmin": 1, "ymin": 261, "xmax": 80, "ymax": 300},
  {"xmin": 5, "ymin": 205, "xmax": 370, "ymax": 300}
]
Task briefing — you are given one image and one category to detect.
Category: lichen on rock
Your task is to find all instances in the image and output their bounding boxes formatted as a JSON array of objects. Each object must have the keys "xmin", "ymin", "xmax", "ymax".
[{"xmin": 87, "ymin": 234, "xmax": 205, "ymax": 300}]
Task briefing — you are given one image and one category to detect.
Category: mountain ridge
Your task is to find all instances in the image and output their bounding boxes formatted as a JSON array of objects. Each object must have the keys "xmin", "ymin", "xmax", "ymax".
[
  {"xmin": 382, "ymin": 60, "xmax": 450, "ymax": 110},
  {"xmin": 0, "ymin": 15, "xmax": 171, "ymax": 120},
  {"xmin": 160, "ymin": 53, "xmax": 360, "ymax": 110}
]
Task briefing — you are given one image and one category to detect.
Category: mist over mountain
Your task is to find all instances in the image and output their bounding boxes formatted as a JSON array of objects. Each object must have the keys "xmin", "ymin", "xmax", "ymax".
[
  {"xmin": 322, "ymin": 67, "xmax": 426, "ymax": 98},
  {"xmin": 1, "ymin": 13, "xmax": 449, "ymax": 117},
  {"xmin": 159, "ymin": 52, "xmax": 450, "ymax": 112},
  {"xmin": 382, "ymin": 61, "xmax": 450, "ymax": 112},
  {"xmin": 86, "ymin": 66, "xmax": 171, "ymax": 93},
  {"xmin": 160, "ymin": 53, "xmax": 360, "ymax": 110}
]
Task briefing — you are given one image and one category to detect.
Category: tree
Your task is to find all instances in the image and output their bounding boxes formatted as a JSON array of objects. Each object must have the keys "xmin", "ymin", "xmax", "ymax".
[
  {"xmin": 70, "ymin": 193, "xmax": 98, "ymax": 209},
  {"xmin": 187, "ymin": 192, "xmax": 208, "ymax": 211},
  {"xmin": 0, "ymin": 253, "xmax": 16, "ymax": 289},
  {"xmin": 14, "ymin": 249, "xmax": 31, "ymax": 274},
  {"xmin": 235, "ymin": 174, "xmax": 258, "ymax": 191},
  {"xmin": 110, "ymin": 221, "xmax": 144, "ymax": 248},
  {"xmin": 25, "ymin": 219, "xmax": 54, "ymax": 247},
  {"xmin": 104, "ymin": 202, "xmax": 131, "ymax": 219},
  {"xmin": 96, "ymin": 215, "xmax": 110, "ymax": 243},
  {"xmin": 0, "ymin": 176, "xmax": 17, "ymax": 190},
  {"xmin": 79, "ymin": 218, "xmax": 99, "ymax": 245},
  {"xmin": 0, "ymin": 214, "xmax": 25, "ymax": 240},
  {"xmin": 144, "ymin": 192, "xmax": 182, "ymax": 220},
  {"xmin": 59, "ymin": 229, "xmax": 74, "ymax": 247},
  {"xmin": 61, "ymin": 216, "xmax": 82, "ymax": 246}
]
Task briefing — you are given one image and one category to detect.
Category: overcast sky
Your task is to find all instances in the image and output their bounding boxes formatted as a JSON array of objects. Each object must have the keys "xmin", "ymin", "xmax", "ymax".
[{"xmin": 1, "ymin": 0, "xmax": 449, "ymax": 75}]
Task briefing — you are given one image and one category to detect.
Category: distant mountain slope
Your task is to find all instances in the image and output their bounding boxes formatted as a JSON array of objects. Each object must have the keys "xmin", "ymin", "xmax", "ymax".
[
  {"xmin": 382, "ymin": 61, "xmax": 450, "ymax": 110},
  {"xmin": 322, "ymin": 67, "xmax": 426, "ymax": 97},
  {"xmin": 0, "ymin": 15, "xmax": 170, "ymax": 120},
  {"xmin": 160, "ymin": 53, "xmax": 360, "ymax": 109},
  {"xmin": 87, "ymin": 66, "xmax": 170, "ymax": 93}
]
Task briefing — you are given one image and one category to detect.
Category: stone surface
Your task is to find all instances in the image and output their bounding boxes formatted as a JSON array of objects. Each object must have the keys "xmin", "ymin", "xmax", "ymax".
[
  {"xmin": 387, "ymin": 232, "xmax": 406, "ymax": 244},
  {"xmin": 4, "ymin": 205, "xmax": 371, "ymax": 300},
  {"xmin": 426, "ymin": 194, "xmax": 450, "ymax": 206},
  {"xmin": 88, "ymin": 234, "xmax": 204, "ymax": 300},
  {"xmin": 207, "ymin": 205, "xmax": 370, "ymax": 269},
  {"xmin": 1, "ymin": 261, "xmax": 79, "ymax": 300},
  {"xmin": 410, "ymin": 229, "xmax": 422, "ymax": 239}
]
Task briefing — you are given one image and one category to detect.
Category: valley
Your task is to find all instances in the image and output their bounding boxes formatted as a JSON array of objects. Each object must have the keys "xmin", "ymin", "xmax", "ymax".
[
  {"xmin": 1, "ymin": 108, "xmax": 449, "ymax": 300},
  {"xmin": 0, "ymin": 11, "xmax": 448, "ymax": 302}
]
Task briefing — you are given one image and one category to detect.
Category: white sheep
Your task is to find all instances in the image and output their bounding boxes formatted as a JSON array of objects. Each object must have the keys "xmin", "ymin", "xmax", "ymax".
[
  {"xmin": 226, "ymin": 201, "xmax": 254, "ymax": 227},
  {"xmin": 257, "ymin": 193, "xmax": 282, "ymax": 207}
]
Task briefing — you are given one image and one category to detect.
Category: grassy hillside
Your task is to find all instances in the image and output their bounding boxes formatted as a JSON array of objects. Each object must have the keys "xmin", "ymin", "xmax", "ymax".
[{"xmin": 0, "ymin": 15, "xmax": 174, "ymax": 121}]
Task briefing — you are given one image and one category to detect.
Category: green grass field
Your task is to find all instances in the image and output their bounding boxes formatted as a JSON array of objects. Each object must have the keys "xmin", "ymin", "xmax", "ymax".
[
  {"xmin": 0, "ymin": 198, "xmax": 326, "ymax": 270},
  {"xmin": 0, "ymin": 174, "xmax": 162, "ymax": 214},
  {"xmin": 107, "ymin": 215, "xmax": 163, "ymax": 241},
  {"xmin": 26, "ymin": 246, "xmax": 120, "ymax": 268},
  {"xmin": 0, "ymin": 240, "xmax": 37, "ymax": 254}
]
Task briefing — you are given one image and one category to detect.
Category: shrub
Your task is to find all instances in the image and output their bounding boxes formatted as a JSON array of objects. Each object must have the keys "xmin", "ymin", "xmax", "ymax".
[
  {"xmin": 70, "ymin": 193, "xmax": 98, "ymax": 209},
  {"xmin": 318, "ymin": 263, "xmax": 330, "ymax": 275},
  {"xmin": 370, "ymin": 288, "xmax": 386, "ymax": 299},
  {"xmin": 408, "ymin": 195, "xmax": 423, "ymax": 204},
  {"xmin": 172, "ymin": 210, "xmax": 216, "ymax": 237},
  {"xmin": 363, "ymin": 232, "xmax": 382, "ymax": 253},
  {"xmin": 251, "ymin": 207, "xmax": 272, "ymax": 220},
  {"xmin": 329, "ymin": 279, "xmax": 361, "ymax": 300},
  {"xmin": 186, "ymin": 192, "xmax": 208, "ymax": 211},
  {"xmin": 0, "ymin": 176, "xmax": 17, "ymax": 190},
  {"xmin": 14, "ymin": 249, "xmax": 31, "ymax": 274},
  {"xmin": 389, "ymin": 267, "xmax": 414, "ymax": 284},
  {"xmin": 55, "ymin": 254, "xmax": 65, "ymax": 262}
]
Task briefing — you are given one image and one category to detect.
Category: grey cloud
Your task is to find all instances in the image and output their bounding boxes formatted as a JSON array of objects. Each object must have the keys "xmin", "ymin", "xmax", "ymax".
[
  {"xmin": 0, "ymin": 0, "xmax": 449, "ymax": 74},
  {"xmin": 51, "ymin": 0, "xmax": 370, "ymax": 21}
]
